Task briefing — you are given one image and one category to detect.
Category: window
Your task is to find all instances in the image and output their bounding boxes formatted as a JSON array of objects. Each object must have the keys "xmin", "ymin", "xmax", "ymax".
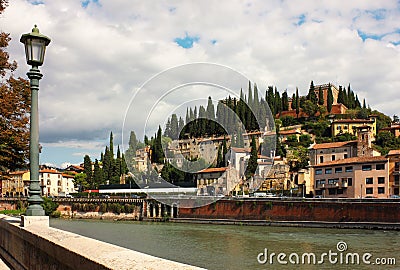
[
  {"xmin": 344, "ymin": 126, "xmax": 348, "ymax": 130},
  {"xmin": 378, "ymin": 177, "xmax": 385, "ymax": 184},
  {"xmin": 344, "ymin": 154, "xmax": 348, "ymax": 159},
  {"xmin": 376, "ymin": 164, "xmax": 385, "ymax": 170},
  {"xmin": 348, "ymin": 178, "xmax": 353, "ymax": 186},
  {"xmin": 335, "ymin": 167, "xmax": 342, "ymax": 173},
  {"xmin": 329, "ymin": 189, "xmax": 336, "ymax": 195},
  {"xmin": 378, "ymin": 187, "xmax": 385, "ymax": 194},
  {"xmin": 337, "ymin": 125, "xmax": 341, "ymax": 130},
  {"xmin": 320, "ymin": 156, "xmax": 324, "ymax": 163},
  {"xmin": 366, "ymin": 178, "xmax": 373, "ymax": 184},
  {"xmin": 332, "ymin": 155, "xmax": 336, "ymax": 161},
  {"xmin": 337, "ymin": 189, "xmax": 344, "ymax": 194},
  {"xmin": 362, "ymin": 165, "xmax": 372, "ymax": 171},
  {"xmin": 320, "ymin": 180, "xmax": 326, "ymax": 185},
  {"xmin": 325, "ymin": 168, "xmax": 332, "ymax": 174},
  {"xmin": 345, "ymin": 166, "xmax": 353, "ymax": 172},
  {"xmin": 315, "ymin": 169, "xmax": 323, "ymax": 175},
  {"xmin": 316, "ymin": 180, "xmax": 320, "ymax": 186},
  {"xmin": 328, "ymin": 179, "xmax": 339, "ymax": 185},
  {"xmin": 395, "ymin": 175, "xmax": 400, "ymax": 185},
  {"xmin": 366, "ymin": 188, "xmax": 373, "ymax": 194}
]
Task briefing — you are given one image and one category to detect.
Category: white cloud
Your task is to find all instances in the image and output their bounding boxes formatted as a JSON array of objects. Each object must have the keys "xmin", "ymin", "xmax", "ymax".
[{"xmin": 3, "ymin": 0, "xmax": 400, "ymax": 164}]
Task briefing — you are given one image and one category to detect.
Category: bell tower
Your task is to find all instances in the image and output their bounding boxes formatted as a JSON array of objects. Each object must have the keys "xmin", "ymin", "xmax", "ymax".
[{"xmin": 357, "ymin": 126, "xmax": 373, "ymax": 157}]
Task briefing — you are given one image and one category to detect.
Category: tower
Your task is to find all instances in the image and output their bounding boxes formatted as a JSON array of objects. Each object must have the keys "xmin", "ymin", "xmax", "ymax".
[{"xmin": 356, "ymin": 126, "xmax": 373, "ymax": 157}]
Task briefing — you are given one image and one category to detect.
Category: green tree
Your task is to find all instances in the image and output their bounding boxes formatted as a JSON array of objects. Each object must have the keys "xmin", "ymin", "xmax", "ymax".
[
  {"xmin": 0, "ymin": 2, "xmax": 31, "ymax": 173},
  {"xmin": 245, "ymin": 136, "xmax": 258, "ymax": 179},
  {"xmin": 282, "ymin": 90, "xmax": 289, "ymax": 111},
  {"xmin": 295, "ymin": 88, "xmax": 300, "ymax": 118},
  {"xmin": 327, "ymin": 87, "xmax": 333, "ymax": 113},
  {"xmin": 152, "ymin": 126, "xmax": 164, "ymax": 163},
  {"xmin": 83, "ymin": 155, "xmax": 92, "ymax": 185},
  {"xmin": 92, "ymin": 159, "xmax": 104, "ymax": 188},
  {"xmin": 307, "ymin": 80, "xmax": 317, "ymax": 104},
  {"xmin": 73, "ymin": 172, "xmax": 89, "ymax": 192},
  {"xmin": 302, "ymin": 100, "xmax": 319, "ymax": 118},
  {"xmin": 318, "ymin": 86, "xmax": 324, "ymax": 105}
]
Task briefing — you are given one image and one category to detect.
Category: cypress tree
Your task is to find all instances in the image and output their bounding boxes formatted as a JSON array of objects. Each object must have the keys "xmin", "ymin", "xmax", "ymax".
[
  {"xmin": 170, "ymin": 114, "xmax": 179, "ymax": 139},
  {"xmin": 245, "ymin": 136, "xmax": 258, "ymax": 179},
  {"xmin": 318, "ymin": 86, "xmax": 324, "ymax": 105},
  {"xmin": 222, "ymin": 137, "xmax": 228, "ymax": 166},
  {"xmin": 274, "ymin": 87, "xmax": 282, "ymax": 115},
  {"xmin": 83, "ymin": 155, "xmax": 92, "ymax": 185},
  {"xmin": 206, "ymin": 96, "xmax": 216, "ymax": 135},
  {"xmin": 103, "ymin": 146, "xmax": 110, "ymax": 181},
  {"xmin": 247, "ymin": 81, "xmax": 253, "ymax": 109},
  {"xmin": 93, "ymin": 159, "xmax": 104, "ymax": 188},
  {"xmin": 295, "ymin": 88, "xmax": 300, "ymax": 118},
  {"xmin": 282, "ymin": 91, "xmax": 289, "ymax": 111},
  {"xmin": 307, "ymin": 81, "xmax": 317, "ymax": 104},
  {"xmin": 327, "ymin": 87, "xmax": 333, "ymax": 113},
  {"xmin": 216, "ymin": 144, "xmax": 223, "ymax": 167},
  {"xmin": 109, "ymin": 132, "xmax": 114, "ymax": 159},
  {"xmin": 291, "ymin": 93, "xmax": 296, "ymax": 110}
]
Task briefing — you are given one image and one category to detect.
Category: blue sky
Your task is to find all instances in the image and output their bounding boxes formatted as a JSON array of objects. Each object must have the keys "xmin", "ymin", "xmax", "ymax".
[{"xmin": 3, "ymin": 0, "xmax": 400, "ymax": 168}]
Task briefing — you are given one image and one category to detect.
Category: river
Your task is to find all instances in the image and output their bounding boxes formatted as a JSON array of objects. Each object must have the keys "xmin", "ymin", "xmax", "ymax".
[{"xmin": 50, "ymin": 219, "xmax": 400, "ymax": 270}]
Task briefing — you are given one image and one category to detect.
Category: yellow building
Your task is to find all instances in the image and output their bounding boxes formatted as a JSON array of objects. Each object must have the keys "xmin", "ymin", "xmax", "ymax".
[
  {"xmin": 1, "ymin": 171, "xmax": 30, "ymax": 197},
  {"xmin": 331, "ymin": 116, "xmax": 377, "ymax": 137}
]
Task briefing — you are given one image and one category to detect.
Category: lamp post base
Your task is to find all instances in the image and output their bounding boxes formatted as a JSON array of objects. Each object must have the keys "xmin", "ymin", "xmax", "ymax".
[{"xmin": 21, "ymin": 215, "xmax": 49, "ymax": 228}]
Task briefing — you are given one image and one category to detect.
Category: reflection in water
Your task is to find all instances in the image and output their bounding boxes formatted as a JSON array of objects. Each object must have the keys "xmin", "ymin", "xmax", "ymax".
[{"xmin": 50, "ymin": 219, "xmax": 400, "ymax": 270}]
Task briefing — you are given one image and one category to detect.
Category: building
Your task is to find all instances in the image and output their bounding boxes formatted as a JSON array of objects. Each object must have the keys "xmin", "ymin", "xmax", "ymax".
[
  {"xmin": 309, "ymin": 125, "xmax": 390, "ymax": 198},
  {"xmin": 387, "ymin": 150, "xmax": 400, "ymax": 196},
  {"xmin": 309, "ymin": 140, "xmax": 358, "ymax": 166},
  {"xmin": 258, "ymin": 157, "xmax": 291, "ymax": 192},
  {"xmin": 195, "ymin": 167, "xmax": 239, "ymax": 196},
  {"xmin": 134, "ymin": 146, "xmax": 151, "ymax": 172},
  {"xmin": 313, "ymin": 156, "xmax": 389, "ymax": 198},
  {"xmin": 379, "ymin": 123, "xmax": 400, "ymax": 137},
  {"xmin": 1, "ymin": 171, "xmax": 30, "ymax": 197},
  {"xmin": 331, "ymin": 116, "xmax": 377, "ymax": 137},
  {"xmin": 65, "ymin": 165, "xmax": 84, "ymax": 173},
  {"xmin": 40, "ymin": 169, "xmax": 76, "ymax": 197}
]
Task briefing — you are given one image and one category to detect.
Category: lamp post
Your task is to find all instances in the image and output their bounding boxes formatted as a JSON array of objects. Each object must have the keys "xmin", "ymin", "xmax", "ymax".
[{"xmin": 20, "ymin": 25, "xmax": 51, "ymax": 216}]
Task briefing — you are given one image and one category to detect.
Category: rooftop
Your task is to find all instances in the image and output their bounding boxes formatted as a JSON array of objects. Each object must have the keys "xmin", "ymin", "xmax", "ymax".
[
  {"xmin": 387, "ymin": 150, "xmax": 400, "ymax": 156},
  {"xmin": 310, "ymin": 140, "xmax": 357, "ymax": 150},
  {"xmin": 197, "ymin": 167, "xmax": 228, "ymax": 173},
  {"xmin": 333, "ymin": 119, "xmax": 374, "ymax": 124},
  {"xmin": 313, "ymin": 155, "xmax": 387, "ymax": 167}
]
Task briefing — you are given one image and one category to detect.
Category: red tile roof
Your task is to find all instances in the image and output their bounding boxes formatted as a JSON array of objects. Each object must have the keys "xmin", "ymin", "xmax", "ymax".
[
  {"xmin": 230, "ymin": 147, "xmax": 251, "ymax": 153},
  {"xmin": 197, "ymin": 167, "xmax": 228, "ymax": 173},
  {"xmin": 311, "ymin": 140, "xmax": 357, "ymax": 150},
  {"xmin": 333, "ymin": 119, "xmax": 374, "ymax": 124},
  {"xmin": 313, "ymin": 156, "xmax": 387, "ymax": 167},
  {"xmin": 9, "ymin": 171, "xmax": 28, "ymax": 175},
  {"xmin": 279, "ymin": 129, "xmax": 300, "ymax": 135},
  {"xmin": 387, "ymin": 150, "xmax": 400, "ymax": 156},
  {"xmin": 39, "ymin": 169, "xmax": 61, "ymax": 174}
]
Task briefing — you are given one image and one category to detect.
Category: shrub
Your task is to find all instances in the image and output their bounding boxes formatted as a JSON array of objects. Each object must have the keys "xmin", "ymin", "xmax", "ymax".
[{"xmin": 41, "ymin": 197, "xmax": 59, "ymax": 216}]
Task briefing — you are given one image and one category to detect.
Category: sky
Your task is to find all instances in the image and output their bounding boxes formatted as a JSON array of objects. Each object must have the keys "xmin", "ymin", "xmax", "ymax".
[{"xmin": 2, "ymin": 0, "xmax": 400, "ymax": 168}]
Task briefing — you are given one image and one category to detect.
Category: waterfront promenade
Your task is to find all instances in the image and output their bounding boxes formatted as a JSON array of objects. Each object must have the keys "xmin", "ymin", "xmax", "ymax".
[{"xmin": 0, "ymin": 214, "xmax": 204, "ymax": 269}]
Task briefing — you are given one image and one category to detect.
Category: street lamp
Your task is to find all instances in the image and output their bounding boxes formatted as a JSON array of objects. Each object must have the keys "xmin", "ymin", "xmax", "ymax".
[{"xmin": 20, "ymin": 25, "xmax": 51, "ymax": 216}]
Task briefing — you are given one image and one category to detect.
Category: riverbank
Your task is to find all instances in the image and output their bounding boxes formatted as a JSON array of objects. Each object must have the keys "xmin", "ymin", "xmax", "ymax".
[
  {"xmin": 53, "ymin": 198, "xmax": 400, "ymax": 230},
  {"xmin": 170, "ymin": 217, "xmax": 400, "ymax": 230}
]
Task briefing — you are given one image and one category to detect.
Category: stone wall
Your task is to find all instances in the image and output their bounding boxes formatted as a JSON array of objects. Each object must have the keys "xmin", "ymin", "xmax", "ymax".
[
  {"xmin": 178, "ymin": 199, "xmax": 400, "ymax": 223},
  {"xmin": 0, "ymin": 215, "xmax": 203, "ymax": 270}
]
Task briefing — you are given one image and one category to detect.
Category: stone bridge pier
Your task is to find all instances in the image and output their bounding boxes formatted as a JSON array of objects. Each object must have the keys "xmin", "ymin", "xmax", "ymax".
[{"xmin": 143, "ymin": 200, "xmax": 178, "ymax": 219}]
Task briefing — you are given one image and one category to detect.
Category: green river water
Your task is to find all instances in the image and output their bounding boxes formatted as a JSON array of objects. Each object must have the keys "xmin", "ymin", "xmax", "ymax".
[{"xmin": 50, "ymin": 219, "xmax": 400, "ymax": 270}]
